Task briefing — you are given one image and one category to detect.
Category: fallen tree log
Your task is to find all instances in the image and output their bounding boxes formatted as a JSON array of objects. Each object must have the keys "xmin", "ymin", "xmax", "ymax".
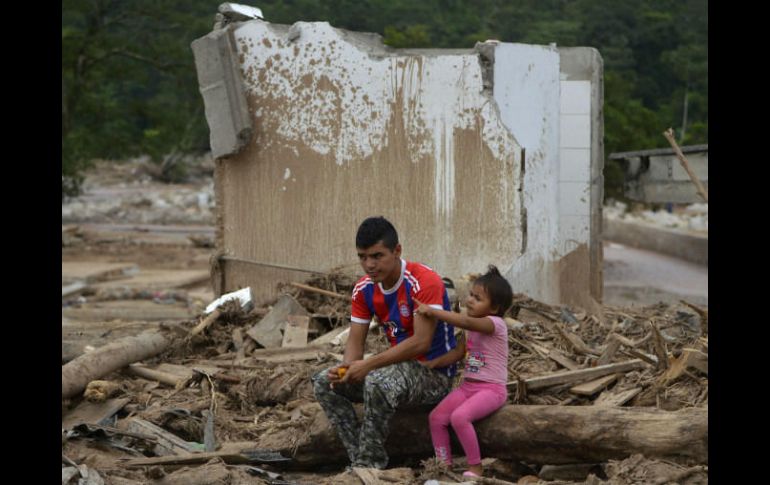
[
  {"xmin": 257, "ymin": 403, "xmax": 707, "ymax": 468},
  {"xmin": 62, "ymin": 331, "xmax": 173, "ymax": 399}
]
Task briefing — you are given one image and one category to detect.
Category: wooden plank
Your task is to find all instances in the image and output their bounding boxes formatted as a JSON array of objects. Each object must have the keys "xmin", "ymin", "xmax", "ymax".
[
  {"xmin": 596, "ymin": 337, "xmax": 621, "ymax": 366},
  {"xmin": 250, "ymin": 345, "xmax": 325, "ymax": 363},
  {"xmin": 281, "ymin": 315, "xmax": 309, "ymax": 348},
  {"xmin": 649, "ymin": 321, "xmax": 670, "ymax": 370},
  {"xmin": 246, "ymin": 294, "xmax": 309, "ymax": 348},
  {"xmin": 121, "ymin": 450, "xmax": 287, "ymax": 468},
  {"xmin": 62, "ymin": 398, "xmax": 130, "ymax": 430},
  {"xmin": 511, "ymin": 360, "xmax": 645, "ymax": 391},
  {"xmin": 128, "ymin": 363, "xmax": 189, "ymax": 387},
  {"xmin": 658, "ymin": 349, "xmax": 708, "ymax": 385},
  {"xmin": 569, "ymin": 374, "xmax": 619, "ymax": 396},
  {"xmin": 290, "ymin": 282, "xmax": 351, "ymax": 301},
  {"xmin": 594, "ymin": 387, "xmax": 643, "ymax": 407},
  {"xmin": 530, "ymin": 342, "xmax": 580, "ymax": 370},
  {"xmin": 125, "ymin": 418, "xmax": 201, "ymax": 456},
  {"xmin": 308, "ymin": 326, "xmax": 348, "ymax": 346}
]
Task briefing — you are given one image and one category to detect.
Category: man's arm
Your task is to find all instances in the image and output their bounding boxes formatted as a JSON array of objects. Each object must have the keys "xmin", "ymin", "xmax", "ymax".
[
  {"xmin": 423, "ymin": 336, "xmax": 465, "ymax": 369},
  {"xmin": 342, "ymin": 312, "xmax": 437, "ymax": 383},
  {"xmin": 414, "ymin": 298, "xmax": 495, "ymax": 335},
  {"xmin": 327, "ymin": 322, "xmax": 368, "ymax": 384}
]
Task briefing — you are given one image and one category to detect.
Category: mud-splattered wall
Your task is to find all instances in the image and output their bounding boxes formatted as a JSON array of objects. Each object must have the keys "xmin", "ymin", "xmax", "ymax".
[{"xmin": 193, "ymin": 21, "xmax": 603, "ymax": 308}]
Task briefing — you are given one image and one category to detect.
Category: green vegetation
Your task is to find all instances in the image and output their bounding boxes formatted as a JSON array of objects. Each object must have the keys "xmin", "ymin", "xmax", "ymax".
[{"xmin": 62, "ymin": 0, "xmax": 707, "ymax": 200}]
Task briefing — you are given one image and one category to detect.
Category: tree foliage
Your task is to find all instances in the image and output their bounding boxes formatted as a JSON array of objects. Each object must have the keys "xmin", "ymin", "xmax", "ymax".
[{"xmin": 62, "ymin": 0, "xmax": 707, "ymax": 199}]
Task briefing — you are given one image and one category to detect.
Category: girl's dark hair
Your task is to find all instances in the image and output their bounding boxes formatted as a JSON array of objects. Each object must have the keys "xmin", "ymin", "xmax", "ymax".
[{"xmin": 474, "ymin": 265, "xmax": 513, "ymax": 317}]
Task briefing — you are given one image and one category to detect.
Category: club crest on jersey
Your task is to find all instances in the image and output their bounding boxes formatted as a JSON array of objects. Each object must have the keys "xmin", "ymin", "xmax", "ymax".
[{"xmin": 399, "ymin": 302, "xmax": 410, "ymax": 317}]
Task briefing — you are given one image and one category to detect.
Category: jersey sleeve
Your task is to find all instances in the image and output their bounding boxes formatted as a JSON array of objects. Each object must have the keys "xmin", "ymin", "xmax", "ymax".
[
  {"xmin": 351, "ymin": 283, "xmax": 372, "ymax": 324},
  {"xmin": 413, "ymin": 271, "xmax": 445, "ymax": 310}
]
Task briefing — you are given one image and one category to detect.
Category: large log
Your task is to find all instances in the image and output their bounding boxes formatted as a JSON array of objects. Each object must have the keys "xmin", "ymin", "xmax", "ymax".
[
  {"xmin": 257, "ymin": 403, "xmax": 707, "ymax": 468},
  {"xmin": 62, "ymin": 331, "xmax": 173, "ymax": 399}
]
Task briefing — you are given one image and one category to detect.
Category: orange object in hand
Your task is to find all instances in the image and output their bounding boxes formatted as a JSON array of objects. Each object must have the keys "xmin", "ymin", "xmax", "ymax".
[{"xmin": 337, "ymin": 367, "xmax": 348, "ymax": 378}]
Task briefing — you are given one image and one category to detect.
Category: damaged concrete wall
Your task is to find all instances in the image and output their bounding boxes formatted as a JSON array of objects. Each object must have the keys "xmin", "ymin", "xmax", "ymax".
[{"xmin": 192, "ymin": 20, "xmax": 603, "ymax": 308}]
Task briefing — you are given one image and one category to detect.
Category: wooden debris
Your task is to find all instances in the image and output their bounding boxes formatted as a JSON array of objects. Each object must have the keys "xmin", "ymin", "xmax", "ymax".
[
  {"xmin": 62, "ymin": 398, "xmax": 130, "ymax": 430},
  {"xmin": 121, "ymin": 449, "xmax": 288, "ymax": 468},
  {"xmin": 530, "ymin": 342, "xmax": 580, "ymax": 370},
  {"xmin": 658, "ymin": 349, "xmax": 708, "ymax": 385},
  {"xmin": 596, "ymin": 335, "xmax": 621, "ymax": 366},
  {"xmin": 514, "ymin": 360, "xmax": 645, "ymax": 391},
  {"xmin": 189, "ymin": 308, "xmax": 222, "ymax": 337},
  {"xmin": 649, "ymin": 321, "xmax": 670, "ymax": 371},
  {"xmin": 653, "ymin": 464, "xmax": 707, "ymax": 485},
  {"xmin": 128, "ymin": 363, "xmax": 191, "ymax": 387},
  {"xmin": 125, "ymin": 418, "xmax": 201, "ymax": 456},
  {"xmin": 281, "ymin": 314, "xmax": 309, "ymax": 348},
  {"xmin": 308, "ymin": 325, "xmax": 348, "ymax": 346},
  {"xmin": 594, "ymin": 387, "xmax": 643, "ymax": 407},
  {"xmin": 250, "ymin": 345, "xmax": 326, "ymax": 363},
  {"xmin": 62, "ymin": 331, "xmax": 172, "ymax": 399},
  {"xmin": 569, "ymin": 374, "xmax": 619, "ymax": 396},
  {"xmin": 290, "ymin": 281, "xmax": 351, "ymax": 301},
  {"xmin": 62, "ymin": 281, "xmax": 88, "ymax": 298},
  {"xmin": 246, "ymin": 294, "xmax": 309, "ymax": 348}
]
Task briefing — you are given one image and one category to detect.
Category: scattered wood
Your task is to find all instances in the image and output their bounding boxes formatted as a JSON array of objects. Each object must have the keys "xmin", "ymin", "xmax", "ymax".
[
  {"xmin": 513, "ymin": 360, "xmax": 645, "ymax": 391},
  {"xmin": 62, "ymin": 398, "xmax": 131, "ymax": 430},
  {"xmin": 594, "ymin": 387, "xmax": 643, "ymax": 407},
  {"xmin": 569, "ymin": 374, "xmax": 619, "ymax": 396},
  {"xmin": 189, "ymin": 309, "xmax": 222, "ymax": 337},
  {"xmin": 596, "ymin": 335, "xmax": 621, "ymax": 366},
  {"xmin": 62, "ymin": 281, "xmax": 88, "ymax": 298},
  {"xmin": 649, "ymin": 321, "xmax": 670, "ymax": 371},
  {"xmin": 548, "ymin": 321, "xmax": 596, "ymax": 356},
  {"xmin": 657, "ymin": 349, "xmax": 708, "ymax": 385},
  {"xmin": 281, "ymin": 315, "xmax": 309, "ymax": 348},
  {"xmin": 680, "ymin": 300, "xmax": 708, "ymax": 333},
  {"xmin": 530, "ymin": 342, "xmax": 580, "ymax": 370},
  {"xmin": 124, "ymin": 418, "xmax": 201, "ymax": 456},
  {"xmin": 62, "ymin": 331, "xmax": 173, "ymax": 399},
  {"xmin": 308, "ymin": 325, "xmax": 348, "ymax": 346},
  {"xmin": 128, "ymin": 363, "xmax": 192, "ymax": 387},
  {"xmin": 290, "ymin": 282, "xmax": 351, "ymax": 301},
  {"xmin": 246, "ymin": 294, "xmax": 309, "ymax": 348},
  {"xmin": 121, "ymin": 449, "xmax": 288, "ymax": 468},
  {"xmin": 250, "ymin": 345, "xmax": 327, "ymax": 363}
]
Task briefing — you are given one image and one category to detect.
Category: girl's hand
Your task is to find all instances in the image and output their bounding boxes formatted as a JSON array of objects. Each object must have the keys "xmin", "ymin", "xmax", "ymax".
[{"xmin": 413, "ymin": 298, "xmax": 434, "ymax": 317}]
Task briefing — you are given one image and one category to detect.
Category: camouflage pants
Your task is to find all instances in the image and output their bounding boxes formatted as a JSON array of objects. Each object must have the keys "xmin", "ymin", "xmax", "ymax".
[{"xmin": 312, "ymin": 360, "xmax": 453, "ymax": 469}]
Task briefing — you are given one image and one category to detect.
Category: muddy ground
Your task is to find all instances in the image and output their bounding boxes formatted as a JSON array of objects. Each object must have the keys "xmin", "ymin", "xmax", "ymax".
[{"xmin": 62, "ymin": 160, "xmax": 708, "ymax": 485}]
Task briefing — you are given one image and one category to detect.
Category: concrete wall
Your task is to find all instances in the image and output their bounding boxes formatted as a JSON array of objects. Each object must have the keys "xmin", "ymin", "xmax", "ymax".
[{"xmin": 192, "ymin": 20, "xmax": 603, "ymax": 308}]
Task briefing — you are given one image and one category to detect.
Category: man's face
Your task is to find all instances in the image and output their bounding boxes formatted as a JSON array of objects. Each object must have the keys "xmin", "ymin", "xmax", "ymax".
[{"xmin": 357, "ymin": 241, "xmax": 402, "ymax": 285}]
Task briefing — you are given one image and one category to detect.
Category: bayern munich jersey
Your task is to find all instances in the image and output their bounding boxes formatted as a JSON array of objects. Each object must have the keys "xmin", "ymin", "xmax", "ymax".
[{"xmin": 351, "ymin": 259, "xmax": 457, "ymax": 377}]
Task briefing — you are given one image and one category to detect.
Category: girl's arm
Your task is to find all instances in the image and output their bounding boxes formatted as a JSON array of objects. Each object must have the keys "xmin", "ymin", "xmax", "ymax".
[
  {"xmin": 414, "ymin": 298, "xmax": 495, "ymax": 334},
  {"xmin": 423, "ymin": 337, "xmax": 466, "ymax": 369}
]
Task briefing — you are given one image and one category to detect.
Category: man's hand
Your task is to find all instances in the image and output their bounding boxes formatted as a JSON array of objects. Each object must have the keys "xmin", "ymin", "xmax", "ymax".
[
  {"xmin": 413, "ymin": 298, "xmax": 434, "ymax": 318},
  {"xmin": 327, "ymin": 364, "xmax": 349, "ymax": 388},
  {"xmin": 340, "ymin": 359, "xmax": 370, "ymax": 384}
]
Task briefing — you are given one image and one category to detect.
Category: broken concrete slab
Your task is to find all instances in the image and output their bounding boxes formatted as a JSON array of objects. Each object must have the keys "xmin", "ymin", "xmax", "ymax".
[
  {"xmin": 281, "ymin": 314, "xmax": 309, "ymax": 348},
  {"xmin": 246, "ymin": 294, "xmax": 308, "ymax": 348}
]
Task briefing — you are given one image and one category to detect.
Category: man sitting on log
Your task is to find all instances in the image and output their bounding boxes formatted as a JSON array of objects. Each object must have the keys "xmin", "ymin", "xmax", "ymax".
[{"xmin": 312, "ymin": 216, "xmax": 458, "ymax": 469}]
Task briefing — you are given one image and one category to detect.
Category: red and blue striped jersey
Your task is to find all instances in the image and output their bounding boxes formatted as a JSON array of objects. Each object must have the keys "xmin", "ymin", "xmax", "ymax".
[{"xmin": 351, "ymin": 259, "xmax": 457, "ymax": 377}]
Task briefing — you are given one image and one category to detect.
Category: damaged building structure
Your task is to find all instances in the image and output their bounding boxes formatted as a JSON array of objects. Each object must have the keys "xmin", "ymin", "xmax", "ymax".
[{"xmin": 191, "ymin": 16, "xmax": 605, "ymax": 311}]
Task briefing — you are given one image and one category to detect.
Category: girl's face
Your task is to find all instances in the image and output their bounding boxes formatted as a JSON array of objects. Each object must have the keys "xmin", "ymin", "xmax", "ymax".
[{"xmin": 465, "ymin": 284, "xmax": 498, "ymax": 318}]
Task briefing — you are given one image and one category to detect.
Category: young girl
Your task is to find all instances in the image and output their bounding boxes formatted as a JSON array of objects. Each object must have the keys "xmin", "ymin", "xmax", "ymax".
[{"xmin": 414, "ymin": 265, "xmax": 513, "ymax": 478}]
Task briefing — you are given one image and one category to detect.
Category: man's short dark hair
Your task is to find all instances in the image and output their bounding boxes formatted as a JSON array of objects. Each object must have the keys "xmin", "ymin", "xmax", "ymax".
[{"xmin": 356, "ymin": 216, "xmax": 399, "ymax": 250}]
